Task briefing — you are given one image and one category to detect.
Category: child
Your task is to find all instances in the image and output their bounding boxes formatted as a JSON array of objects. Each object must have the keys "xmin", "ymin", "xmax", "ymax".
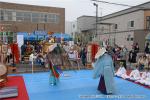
[
  {"xmin": 129, "ymin": 64, "xmax": 141, "ymax": 81},
  {"xmin": 115, "ymin": 62, "xmax": 127, "ymax": 78},
  {"xmin": 144, "ymin": 69, "xmax": 150, "ymax": 86},
  {"xmin": 136, "ymin": 68, "xmax": 148, "ymax": 84}
]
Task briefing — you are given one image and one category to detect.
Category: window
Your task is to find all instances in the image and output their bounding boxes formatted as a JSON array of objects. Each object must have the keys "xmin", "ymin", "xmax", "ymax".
[
  {"xmin": 130, "ymin": 21, "xmax": 134, "ymax": 27},
  {"xmin": 114, "ymin": 24, "xmax": 117, "ymax": 29},
  {"xmin": 55, "ymin": 15, "xmax": 59, "ymax": 23},
  {"xmin": 40, "ymin": 13, "xmax": 48, "ymax": 23},
  {"xmin": 24, "ymin": 12, "xmax": 31, "ymax": 22},
  {"xmin": 128, "ymin": 21, "xmax": 134, "ymax": 28},
  {"xmin": 0, "ymin": 10, "xmax": 4, "ymax": 21},
  {"xmin": 5, "ymin": 10, "xmax": 13, "ymax": 21},
  {"xmin": 146, "ymin": 16, "xmax": 150, "ymax": 29},
  {"xmin": 0, "ymin": 9, "xmax": 60, "ymax": 24},
  {"xmin": 16, "ymin": 12, "xmax": 24, "ymax": 21},
  {"xmin": 130, "ymin": 37, "xmax": 134, "ymax": 41},
  {"xmin": 48, "ymin": 14, "xmax": 59, "ymax": 23},
  {"xmin": 32, "ymin": 13, "xmax": 40, "ymax": 23},
  {"xmin": 73, "ymin": 24, "xmax": 75, "ymax": 28}
]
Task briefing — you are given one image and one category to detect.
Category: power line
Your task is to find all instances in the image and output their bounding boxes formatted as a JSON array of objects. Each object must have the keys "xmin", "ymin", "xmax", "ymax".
[
  {"xmin": 91, "ymin": 0, "xmax": 133, "ymax": 7},
  {"xmin": 91, "ymin": 0, "xmax": 147, "ymax": 9}
]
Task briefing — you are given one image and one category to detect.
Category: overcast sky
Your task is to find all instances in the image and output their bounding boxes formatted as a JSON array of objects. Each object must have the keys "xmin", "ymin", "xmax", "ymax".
[{"xmin": 0, "ymin": 0, "xmax": 150, "ymax": 21}]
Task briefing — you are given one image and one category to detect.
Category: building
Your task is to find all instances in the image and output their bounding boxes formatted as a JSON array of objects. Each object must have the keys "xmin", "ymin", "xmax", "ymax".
[
  {"xmin": 65, "ymin": 21, "xmax": 77, "ymax": 40},
  {"xmin": 77, "ymin": 2, "xmax": 150, "ymax": 51},
  {"xmin": 0, "ymin": 2, "xmax": 65, "ymax": 33},
  {"xmin": 77, "ymin": 16, "xmax": 101, "ymax": 44}
]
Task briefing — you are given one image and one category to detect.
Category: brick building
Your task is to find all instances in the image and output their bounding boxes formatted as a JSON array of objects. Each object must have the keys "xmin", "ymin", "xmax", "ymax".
[{"xmin": 0, "ymin": 2, "xmax": 65, "ymax": 33}]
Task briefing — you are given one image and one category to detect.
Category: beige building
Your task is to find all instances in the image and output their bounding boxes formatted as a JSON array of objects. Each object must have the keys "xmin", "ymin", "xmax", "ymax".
[
  {"xmin": 98, "ymin": 2, "xmax": 150, "ymax": 51},
  {"xmin": 0, "ymin": 2, "xmax": 65, "ymax": 33},
  {"xmin": 77, "ymin": 2, "xmax": 150, "ymax": 51}
]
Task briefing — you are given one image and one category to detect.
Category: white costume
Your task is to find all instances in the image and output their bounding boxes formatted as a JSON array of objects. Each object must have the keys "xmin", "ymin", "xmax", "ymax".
[
  {"xmin": 115, "ymin": 66, "xmax": 127, "ymax": 78},
  {"xmin": 29, "ymin": 53, "xmax": 36, "ymax": 64},
  {"xmin": 129, "ymin": 69, "xmax": 141, "ymax": 81},
  {"xmin": 144, "ymin": 72, "xmax": 150, "ymax": 86},
  {"xmin": 136, "ymin": 72, "xmax": 147, "ymax": 84}
]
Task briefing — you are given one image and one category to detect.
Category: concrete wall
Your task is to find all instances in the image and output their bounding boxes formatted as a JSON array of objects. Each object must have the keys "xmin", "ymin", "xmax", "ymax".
[
  {"xmin": 101, "ymin": 10, "xmax": 144, "ymax": 33},
  {"xmin": 77, "ymin": 16, "xmax": 95, "ymax": 32},
  {"xmin": 134, "ymin": 30, "xmax": 149, "ymax": 52},
  {"xmin": 99, "ymin": 31, "xmax": 134, "ymax": 50}
]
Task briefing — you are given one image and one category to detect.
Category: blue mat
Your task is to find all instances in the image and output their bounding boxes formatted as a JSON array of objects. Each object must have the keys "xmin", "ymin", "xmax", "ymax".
[{"xmin": 17, "ymin": 70, "xmax": 150, "ymax": 100}]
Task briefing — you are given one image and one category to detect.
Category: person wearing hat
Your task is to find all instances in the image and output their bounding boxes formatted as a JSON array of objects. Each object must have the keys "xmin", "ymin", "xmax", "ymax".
[
  {"xmin": 93, "ymin": 47, "xmax": 115, "ymax": 94},
  {"xmin": 46, "ymin": 43, "xmax": 62, "ymax": 85}
]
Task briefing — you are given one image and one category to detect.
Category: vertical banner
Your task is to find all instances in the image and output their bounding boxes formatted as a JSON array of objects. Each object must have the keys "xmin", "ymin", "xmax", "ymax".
[
  {"xmin": 17, "ymin": 35, "xmax": 24, "ymax": 60},
  {"xmin": 17, "ymin": 35, "xmax": 24, "ymax": 47}
]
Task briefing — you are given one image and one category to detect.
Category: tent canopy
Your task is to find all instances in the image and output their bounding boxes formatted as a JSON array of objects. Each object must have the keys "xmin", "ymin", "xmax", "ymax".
[
  {"xmin": 17, "ymin": 32, "xmax": 72, "ymax": 41},
  {"xmin": 52, "ymin": 33, "xmax": 72, "ymax": 41}
]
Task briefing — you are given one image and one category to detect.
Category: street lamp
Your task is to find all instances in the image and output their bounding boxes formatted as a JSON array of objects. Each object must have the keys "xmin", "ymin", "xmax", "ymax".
[{"xmin": 93, "ymin": 3, "xmax": 98, "ymax": 40}]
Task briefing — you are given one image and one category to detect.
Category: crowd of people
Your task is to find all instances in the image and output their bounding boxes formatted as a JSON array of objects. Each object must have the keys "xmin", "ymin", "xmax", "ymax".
[
  {"xmin": 113, "ymin": 42, "xmax": 150, "ymax": 87},
  {"xmin": 20, "ymin": 38, "xmax": 88, "ymax": 68}
]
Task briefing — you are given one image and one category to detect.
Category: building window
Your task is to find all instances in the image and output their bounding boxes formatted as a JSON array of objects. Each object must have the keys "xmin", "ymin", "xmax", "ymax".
[
  {"xmin": 48, "ymin": 14, "xmax": 56, "ymax": 23},
  {"xmin": 24, "ymin": 12, "xmax": 31, "ymax": 22},
  {"xmin": 0, "ymin": 10, "xmax": 4, "ymax": 21},
  {"xmin": 72, "ymin": 24, "xmax": 75, "ymax": 28},
  {"xmin": 0, "ymin": 9, "xmax": 60, "ymax": 24},
  {"xmin": 16, "ymin": 12, "xmax": 24, "ymax": 21},
  {"xmin": 5, "ymin": 10, "xmax": 13, "ymax": 21},
  {"xmin": 40, "ymin": 13, "xmax": 48, "ymax": 23},
  {"xmin": 32, "ymin": 13, "xmax": 40, "ymax": 23},
  {"xmin": 131, "ymin": 21, "xmax": 134, "ymax": 27},
  {"xmin": 130, "ymin": 37, "xmax": 134, "ymax": 41},
  {"xmin": 114, "ymin": 24, "xmax": 117, "ymax": 29},
  {"xmin": 128, "ymin": 21, "xmax": 134, "ymax": 28},
  {"xmin": 146, "ymin": 16, "xmax": 150, "ymax": 29}
]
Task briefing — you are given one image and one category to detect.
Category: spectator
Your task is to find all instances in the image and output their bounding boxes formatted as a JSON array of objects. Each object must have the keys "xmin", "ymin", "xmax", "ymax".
[
  {"xmin": 80, "ymin": 47, "xmax": 87, "ymax": 66},
  {"xmin": 134, "ymin": 43, "xmax": 139, "ymax": 53},
  {"xmin": 145, "ymin": 42, "xmax": 149, "ymax": 54}
]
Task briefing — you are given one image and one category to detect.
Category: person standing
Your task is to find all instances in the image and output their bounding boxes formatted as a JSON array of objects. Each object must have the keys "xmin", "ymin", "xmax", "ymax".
[
  {"xmin": 6, "ymin": 45, "xmax": 12, "ymax": 64},
  {"xmin": 80, "ymin": 47, "xmax": 87, "ymax": 66},
  {"xmin": 145, "ymin": 42, "xmax": 149, "ymax": 54},
  {"xmin": 134, "ymin": 43, "xmax": 140, "ymax": 53},
  {"xmin": 93, "ymin": 48, "xmax": 115, "ymax": 94}
]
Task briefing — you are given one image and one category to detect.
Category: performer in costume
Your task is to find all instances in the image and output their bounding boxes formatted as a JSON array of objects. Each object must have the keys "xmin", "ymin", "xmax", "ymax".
[
  {"xmin": 46, "ymin": 43, "xmax": 62, "ymax": 85},
  {"xmin": 93, "ymin": 48, "xmax": 115, "ymax": 94}
]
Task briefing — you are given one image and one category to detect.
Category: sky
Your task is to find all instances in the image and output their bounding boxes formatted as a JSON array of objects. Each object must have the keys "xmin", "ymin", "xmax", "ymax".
[{"xmin": 0, "ymin": 0, "xmax": 150, "ymax": 21}]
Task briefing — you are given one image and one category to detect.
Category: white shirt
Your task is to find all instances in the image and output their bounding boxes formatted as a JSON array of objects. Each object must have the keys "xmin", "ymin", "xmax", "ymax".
[
  {"xmin": 115, "ymin": 67, "xmax": 126, "ymax": 76},
  {"xmin": 29, "ymin": 53, "xmax": 36, "ymax": 62},
  {"xmin": 129, "ymin": 69, "xmax": 141, "ymax": 80},
  {"xmin": 141, "ymin": 72, "xmax": 147, "ymax": 79},
  {"xmin": 145, "ymin": 72, "xmax": 150, "ymax": 81}
]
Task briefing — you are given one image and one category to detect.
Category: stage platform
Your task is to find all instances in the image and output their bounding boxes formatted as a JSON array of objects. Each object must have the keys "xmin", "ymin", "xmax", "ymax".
[{"xmin": 11, "ymin": 70, "xmax": 150, "ymax": 100}]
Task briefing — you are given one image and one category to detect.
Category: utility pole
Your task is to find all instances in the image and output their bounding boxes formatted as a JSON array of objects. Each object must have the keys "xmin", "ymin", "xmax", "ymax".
[{"xmin": 93, "ymin": 3, "xmax": 98, "ymax": 41}]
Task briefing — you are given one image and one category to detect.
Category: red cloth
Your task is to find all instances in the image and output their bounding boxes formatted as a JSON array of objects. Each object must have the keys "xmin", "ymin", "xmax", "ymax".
[
  {"xmin": 10, "ymin": 43, "xmax": 20, "ymax": 64},
  {"xmin": 91, "ymin": 44, "xmax": 99, "ymax": 62},
  {"xmin": 3, "ymin": 76, "xmax": 29, "ymax": 100}
]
